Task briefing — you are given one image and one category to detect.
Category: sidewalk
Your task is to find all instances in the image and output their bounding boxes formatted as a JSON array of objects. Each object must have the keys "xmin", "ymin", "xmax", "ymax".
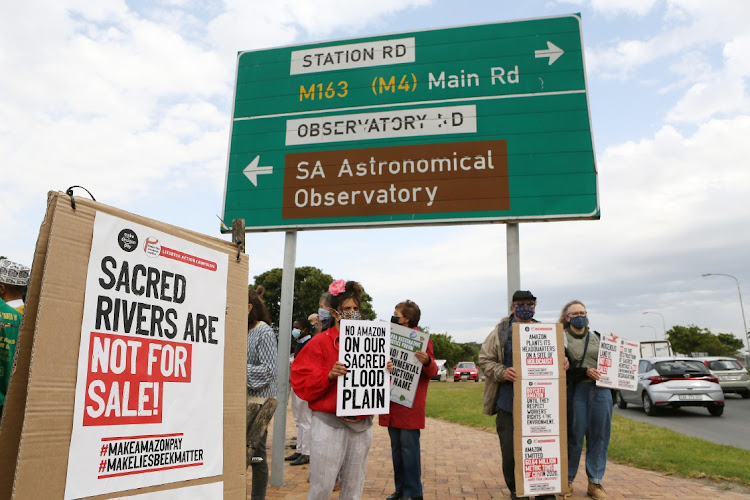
[{"xmin": 256, "ymin": 402, "xmax": 750, "ymax": 499}]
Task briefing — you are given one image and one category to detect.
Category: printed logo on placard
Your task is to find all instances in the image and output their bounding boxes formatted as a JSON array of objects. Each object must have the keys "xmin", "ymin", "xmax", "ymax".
[
  {"xmin": 409, "ymin": 331, "xmax": 418, "ymax": 339},
  {"xmin": 144, "ymin": 237, "xmax": 161, "ymax": 258},
  {"xmin": 117, "ymin": 229, "xmax": 138, "ymax": 252}
]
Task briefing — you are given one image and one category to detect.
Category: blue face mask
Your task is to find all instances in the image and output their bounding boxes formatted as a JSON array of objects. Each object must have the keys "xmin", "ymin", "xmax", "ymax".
[
  {"xmin": 514, "ymin": 305, "xmax": 535, "ymax": 321},
  {"xmin": 291, "ymin": 328, "xmax": 301, "ymax": 339},
  {"xmin": 318, "ymin": 308, "xmax": 331, "ymax": 320},
  {"xmin": 569, "ymin": 316, "xmax": 587, "ymax": 330}
]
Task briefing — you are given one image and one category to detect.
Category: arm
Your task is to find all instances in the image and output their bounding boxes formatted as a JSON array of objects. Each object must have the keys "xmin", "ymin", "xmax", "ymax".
[
  {"xmin": 418, "ymin": 338, "xmax": 439, "ymax": 380},
  {"xmin": 247, "ymin": 328, "xmax": 277, "ymax": 390},
  {"xmin": 478, "ymin": 322, "xmax": 507, "ymax": 382},
  {"xmin": 291, "ymin": 337, "xmax": 337, "ymax": 402}
]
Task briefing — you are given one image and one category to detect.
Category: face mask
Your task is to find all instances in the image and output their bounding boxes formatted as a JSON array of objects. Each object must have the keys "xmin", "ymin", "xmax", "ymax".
[
  {"xmin": 569, "ymin": 316, "xmax": 588, "ymax": 330},
  {"xmin": 514, "ymin": 305, "xmax": 535, "ymax": 321},
  {"xmin": 339, "ymin": 310, "xmax": 361, "ymax": 321},
  {"xmin": 291, "ymin": 328, "xmax": 301, "ymax": 339},
  {"xmin": 318, "ymin": 308, "xmax": 331, "ymax": 320},
  {"xmin": 390, "ymin": 315, "xmax": 401, "ymax": 325},
  {"xmin": 310, "ymin": 324, "xmax": 317, "ymax": 333}
]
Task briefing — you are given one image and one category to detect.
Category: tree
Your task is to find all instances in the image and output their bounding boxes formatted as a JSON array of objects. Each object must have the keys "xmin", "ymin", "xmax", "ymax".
[
  {"xmin": 666, "ymin": 324, "xmax": 743, "ymax": 356},
  {"xmin": 426, "ymin": 330, "xmax": 479, "ymax": 367},
  {"xmin": 252, "ymin": 267, "xmax": 375, "ymax": 328}
]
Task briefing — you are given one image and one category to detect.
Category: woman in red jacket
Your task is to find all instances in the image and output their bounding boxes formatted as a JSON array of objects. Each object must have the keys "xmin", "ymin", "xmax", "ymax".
[
  {"xmin": 291, "ymin": 279, "xmax": 381, "ymax": 500},
  {"xmin": 380, "ymin": 300, "xmax": 438, "ymax": 500}
]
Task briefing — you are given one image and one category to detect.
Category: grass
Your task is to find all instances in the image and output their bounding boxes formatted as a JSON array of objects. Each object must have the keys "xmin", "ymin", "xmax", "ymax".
[{"xmin": 425, "ymin": 381, "xmax": 750, "ymax": 487}]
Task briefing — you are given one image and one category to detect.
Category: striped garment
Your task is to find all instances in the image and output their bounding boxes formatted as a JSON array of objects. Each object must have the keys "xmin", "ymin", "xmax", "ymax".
[{"xmin": 247, "ymin": 321, "xmax": 278, "ymax": 398}]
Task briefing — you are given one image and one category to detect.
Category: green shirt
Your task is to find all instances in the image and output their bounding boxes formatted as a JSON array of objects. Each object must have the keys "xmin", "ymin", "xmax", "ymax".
[
  {"xmin": 0, "ymin": 298, "xmax": 22, "ymax": 406},
  {"xmin": 565, "ymin": 327, "xmax": 599, "ymax": 373}
]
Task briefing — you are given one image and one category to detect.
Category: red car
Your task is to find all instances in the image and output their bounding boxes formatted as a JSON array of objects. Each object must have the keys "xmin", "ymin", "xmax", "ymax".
[{"xmin": 454, "ymin": 361, "xmax": 479, "ymax": 382}]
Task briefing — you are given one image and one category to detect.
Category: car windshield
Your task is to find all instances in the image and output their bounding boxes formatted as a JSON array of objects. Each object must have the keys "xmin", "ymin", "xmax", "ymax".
[
  {"xmin": 457, "ymin": 362, "xmax": 475, "ymax": 369},
  {"xmin": 654, "ymin": 360, "xmax": 709, "ymax": 377},
  {"xmin": 707, "ymin": 359, "xmax": 743, "ymax": 371}
]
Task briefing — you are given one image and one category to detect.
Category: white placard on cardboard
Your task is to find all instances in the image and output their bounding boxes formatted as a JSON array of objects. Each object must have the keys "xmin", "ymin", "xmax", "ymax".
[
  {"xmin": 521, "ymin": 379, "xmax": 560, "ymax": 436},
  {"xmin": 521, "ymin": 436, "xmax": 562, "ymax": 495},
  {"xmin": 64, "ymin": 213, "xmax": 228, "ymax": 499},
  {"xmin": 389, "ymin": 323, "xmax": 429, "ymax": 409},
  {"xmin": 519, "ymin": 324, "xmax": 559, "ymax": 379},
  {"xmin": 337, "ymin": 319, "xmax": 390, "ymax": 417},
  {"xmin": 597, "ymin": 334, "xmax": 640, "ymax": 391}
]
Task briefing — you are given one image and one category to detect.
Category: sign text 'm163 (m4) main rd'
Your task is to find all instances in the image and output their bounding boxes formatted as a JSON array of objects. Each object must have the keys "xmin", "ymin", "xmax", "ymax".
[{"xmin": 222, "ymin": 14, "xmax": 598, "ymax": 231}]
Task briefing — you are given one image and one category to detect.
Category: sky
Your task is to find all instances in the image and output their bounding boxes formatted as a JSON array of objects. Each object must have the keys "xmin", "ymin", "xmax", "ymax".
[{"xmin": 2, "ymin": 0, "xmax": 749, "ymax": 350}]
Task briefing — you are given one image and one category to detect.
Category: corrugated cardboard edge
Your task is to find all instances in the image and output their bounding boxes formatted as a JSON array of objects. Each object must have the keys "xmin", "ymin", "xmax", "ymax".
[
  {"xmin": 513, "ymin": 323, "xmax": 568, "ymax": 497},
  {"xmin": 5, "ymin": 192, "xmax": 247, "ymax": 499},
  {"xmin": 0, "ymin": 191, "xmax": 56, "ymax": 498}
]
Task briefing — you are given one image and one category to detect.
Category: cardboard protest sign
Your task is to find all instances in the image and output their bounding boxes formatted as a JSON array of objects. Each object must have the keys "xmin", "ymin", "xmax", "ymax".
[
  {"xmin": 337, "ymin": 319, "xmax": 390, "ymax": 416},
  {"xmin": 596, "ymin": 334, "xmax": 640, "ymax": 391},
  {"xmin": 0, "ymin": 192, "xmax": 248, "ymax": 499},
  {"xmin": 513, "ymin": 323, "xmax": 567, "ymax": 498},
  {"xmin": 64, "ymin": 212, "xmax": 228, "ymax": 498},
  {"xmin": 388, "ymin": 323, "xmax": 429, "ymax": 408}
]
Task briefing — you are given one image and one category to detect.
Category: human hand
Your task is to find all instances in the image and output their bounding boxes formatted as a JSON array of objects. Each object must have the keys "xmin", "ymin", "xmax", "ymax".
[
  {"xmin": 502, "ymin": 367, "xmax": 517, "ymax": 382},
  {"xmin": 414, "ymin": 351, "xmax": 429, "ymax": 365},
  {"xmin": 586, "ymin": 368, "xmax": 601, "ymax": 381},
  {"xmin": 387, "ymin": 360, "xmax": 393, "ymax": 373},
  {"xmin": 328, "ymin": 361, "xmax": 347, "ymax": 381},
  {"xmin": 564, "ymin": 358, "xmax": 570, "ymax": 371}
]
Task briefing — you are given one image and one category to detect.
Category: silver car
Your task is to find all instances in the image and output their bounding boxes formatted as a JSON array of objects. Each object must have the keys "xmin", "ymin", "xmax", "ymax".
[
  {"xmin": 615, "ymin": 357, "xmax": 725, "ymax": 417},
  {"xmin": 698, "ymin": 357, "xmax": 750, "ymax": 399}
]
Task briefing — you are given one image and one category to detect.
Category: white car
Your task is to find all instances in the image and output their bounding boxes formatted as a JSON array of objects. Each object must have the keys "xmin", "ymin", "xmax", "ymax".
[
  {"xmin": 697, "ymin": 357, "xmax": 750, "ymax": 399},
  {"xmin": 431, "ymin": 359, "xmax": 447, "ymax": 381},
  {"xmin": 615, "ymin": 357, "xmax": 725, "ymax": 416}
]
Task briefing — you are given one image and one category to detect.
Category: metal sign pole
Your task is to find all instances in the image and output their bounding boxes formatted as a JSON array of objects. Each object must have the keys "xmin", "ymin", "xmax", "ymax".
[
  {"xmin": 506, "ymin": 223, "xmax": 520, "ymax": 311},
  {"xmin": 270, "ymin": 231, "xmax": 297, "ymax": 485}
]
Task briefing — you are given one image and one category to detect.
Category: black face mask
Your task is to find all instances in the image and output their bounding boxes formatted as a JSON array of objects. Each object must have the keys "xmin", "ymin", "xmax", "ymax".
[{"xmin": 390, "ymin": 315, "xmax": 401, "ymax": 325}]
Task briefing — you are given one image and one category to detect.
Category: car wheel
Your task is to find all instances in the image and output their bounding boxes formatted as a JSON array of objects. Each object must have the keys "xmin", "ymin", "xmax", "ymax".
[
  {"xmin": 615, "ymin": 391, "xmax": 627, "ymax": 409},
  {"xmin": 741, "ymin": 390, "xmax": 750, "ymax": 400},
  {"xmin": 642, "ymin": 393, "xmax": 657, "ymax": 416},
  {"xmin": 708, "ymin": 404, "xmax": 724, "ymax": 417}
]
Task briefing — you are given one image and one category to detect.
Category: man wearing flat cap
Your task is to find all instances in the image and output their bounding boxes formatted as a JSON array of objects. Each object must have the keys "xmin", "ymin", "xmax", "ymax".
[
  {"xmin": 479, "ymin": 291, "xmax": 557, "ymax": 500},
  {"xmin": 0, "ymin": 259, "xmax": 29, "ymax": 416}
]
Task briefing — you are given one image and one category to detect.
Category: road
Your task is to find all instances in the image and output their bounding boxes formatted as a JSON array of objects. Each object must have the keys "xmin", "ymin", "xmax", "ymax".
[{"xmin": 614, "ymin": 393, "xmax": 750, "ymax": 450}]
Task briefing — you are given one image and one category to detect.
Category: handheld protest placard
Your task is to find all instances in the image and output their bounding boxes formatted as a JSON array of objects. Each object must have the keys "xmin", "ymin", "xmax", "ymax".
[
  {"xmin": 512, "ymin": 322, "xmax": 568, "ymax": 498},
  {"xmin": 0, "ymin": 191, "xmax": 248, "ymax": 499}
]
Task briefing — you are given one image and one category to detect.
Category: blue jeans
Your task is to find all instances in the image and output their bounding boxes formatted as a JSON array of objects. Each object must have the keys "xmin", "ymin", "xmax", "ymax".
[
  {"xmin": 388, "ymin": 427, "xmax": 422, "ymax": 497},
  {"xmin": 567, "ymin": 383, "xmax": 612, "ymax": 484}
]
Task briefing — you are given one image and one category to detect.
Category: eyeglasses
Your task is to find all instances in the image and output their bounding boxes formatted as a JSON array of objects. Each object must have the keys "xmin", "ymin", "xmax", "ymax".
[
  {"xmin": 568, "ymin": 312, "xmax": 587, "ymax": 317},
  {"xmin": 514, "ymin": 301, "xmax": 535, "ymax": 307}
]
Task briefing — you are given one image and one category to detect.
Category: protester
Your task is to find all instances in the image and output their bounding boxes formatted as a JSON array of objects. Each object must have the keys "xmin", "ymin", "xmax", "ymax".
[
  {"xmin": 478, "ymin": 290, "xmax": 557, "ymax": 500},
  {"xmin": 291, "ymin": 279, "xmax": 385, "ymax": 500},
  {"xmin": 308, "ymin": 313, "xmax": 319, "ymax": 335},
  {"xmin": 380, "ymin": 300, "xmax": 437, "ymax": 500},
  {"xmin": 317, "ymin": 291, "xmax": 334, "ymax": 333},
  {"xmin": 246, "ymin": 286, "xmax": 278, "ymax": 500},
  {"xmin": 0, "ymin": 259, "xmax": 29, "ymax": 418},
  {"xmin": 559, "ymin": 300, "xmax": 611, "ymax": 500},
  {"xmin": 0, "ymin": 297, "xmax": 22, "ymax": 417},
  {"xmin": 0, "ymin": 259, "xmax": 30, "ymax": 314},
  {"xmin": 287, "ymin": 317, "xmax": 314, "ymax": 466}
]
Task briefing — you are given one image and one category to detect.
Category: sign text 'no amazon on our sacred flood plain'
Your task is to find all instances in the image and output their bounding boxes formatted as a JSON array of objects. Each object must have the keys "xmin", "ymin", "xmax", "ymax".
[{"xmin": 223, "ymin": 14, "xmax": 599, "ymax": 231}]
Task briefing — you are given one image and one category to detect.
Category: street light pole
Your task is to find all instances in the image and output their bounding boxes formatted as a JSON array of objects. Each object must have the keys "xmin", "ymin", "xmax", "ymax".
[
  {"xmin": 642, "ymin": 311, "xmax": 667, "ymax": 339},
  {"xmin": 702, "ymin": 273, "xmax": 749, "ymax": 351},
  {"xmin": 640, "ymin": 325, "xmax": 657, "ymax": 340}
]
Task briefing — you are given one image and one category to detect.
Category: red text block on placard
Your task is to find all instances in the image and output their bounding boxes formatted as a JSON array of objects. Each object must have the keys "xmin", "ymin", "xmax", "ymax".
[{"xmin": 83, "ymin": 332, "xmax": 192, "ymax": 426}]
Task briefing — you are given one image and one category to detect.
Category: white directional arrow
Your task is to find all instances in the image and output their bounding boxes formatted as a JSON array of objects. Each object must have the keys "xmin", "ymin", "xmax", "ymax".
[
  {"xmin": 535, "ymin": 41, "xmax": 564, "ymax": 65},
  {"xmin": 243, "ymin": 155, "xmax": 273, "ymax": 186}
]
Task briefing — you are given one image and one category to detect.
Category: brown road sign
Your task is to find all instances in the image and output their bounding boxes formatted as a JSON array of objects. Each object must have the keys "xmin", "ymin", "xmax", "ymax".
[{"xmin": 282, "ymin": 139, "xmax": 509, "ymax": 219}]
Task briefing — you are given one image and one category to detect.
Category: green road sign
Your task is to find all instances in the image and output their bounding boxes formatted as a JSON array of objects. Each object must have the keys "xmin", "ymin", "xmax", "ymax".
[{"xmin": 222, "ymin": 14, "xmax": 598, "ymax": 231}]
